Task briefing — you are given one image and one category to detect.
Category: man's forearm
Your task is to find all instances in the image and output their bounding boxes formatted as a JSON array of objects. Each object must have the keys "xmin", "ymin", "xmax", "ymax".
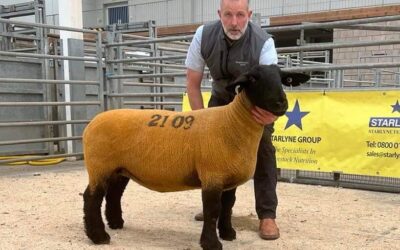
[
  {"xmin": 187, "ymin": 87, "xmax": 204, "ymax": 110},
  {"xmin": 186, "ymin": 68, "xmax": 205, "ymax": 110}
]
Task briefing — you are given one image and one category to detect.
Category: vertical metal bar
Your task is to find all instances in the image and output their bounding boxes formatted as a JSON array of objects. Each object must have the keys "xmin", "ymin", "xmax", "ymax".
[
  {"xmin": 336, "ymin": 70, "xmax": 341, "ymax": 88},
  {"xmin": 340, "ymin": 69, "xmax": 344, "ymax": 88},
  {"xmin": 159, "ymin": 50, "xmax": 164, "ymax": 109},
  {"xmin": 53, "ymin": 36, "xmax": 64, "ymax": 153},
  {"xmin": 106, "ymin": 25, "xmax": 117, "ymax": 110},
  {"xmin": 325, "ymin": 50, "xmax": 332, "ymax": 88},
  {"xmin": 39, "ymin": 3, "xmax": 54, "ymax": 154},
  {"xmin": 61, "ymin": 38, "xmax": 74, "ymax": 155},
  {"xmin": 357, "ymin": 55, "xmax": 362, "ymax": 87},
  {"xmin": 376, "ymin": 69, "xmax": 381, "ymax": 88},
  {"xmin": 299, "ymin": 28, "xmax": 305, "ymax": 66},
  {"xmin": 149, "ymin": 20, "xmax": 159, "ymax": 109},
  {"xmin": 153, "ymin": 21, "xmax": 163, "ymax": 109},
  {"xmin": 117, "ymin": 32, "xmax": 123, "ymax": 108},
  {"xmin": 96, "ymin": 30, "xmax": 105, "ymax": 112},
  {"xmin": 333, "ymin": 69, "xmax": 338, "ymax": 88}
]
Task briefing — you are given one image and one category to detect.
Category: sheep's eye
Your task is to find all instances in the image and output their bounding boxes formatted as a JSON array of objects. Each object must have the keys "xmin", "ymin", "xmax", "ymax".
[{"xmin": 235, "ymin": 85, "xmax": 241, "ymax": 94}]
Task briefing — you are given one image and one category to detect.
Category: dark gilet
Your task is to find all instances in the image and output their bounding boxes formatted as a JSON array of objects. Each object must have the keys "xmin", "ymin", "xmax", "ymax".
[{"xmin": 201, "ymin": 20, "xmax": 272, "ymax": 102}]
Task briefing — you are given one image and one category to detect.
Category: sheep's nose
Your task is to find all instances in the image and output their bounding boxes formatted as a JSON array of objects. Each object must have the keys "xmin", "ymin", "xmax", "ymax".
[
  {"xmin": 277, "ymin": 99, "xmax": 288, "ymax": 110},
  {"xmin": 281, "ymin": 99, "xmax": 288, "ymax": 110},
  {"xmin": 270, "ymin": 100, "xmax": 288, "ymax": 116}
]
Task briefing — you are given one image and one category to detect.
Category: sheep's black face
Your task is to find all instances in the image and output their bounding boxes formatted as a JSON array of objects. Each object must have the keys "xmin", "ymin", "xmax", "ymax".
[
  {"xmin": 244, "ymin": 65, "xmax": 289, "ymax": 116},
  {"xmin": 227, "ymin": 65, "xmax": 310, "ymax": 116}
]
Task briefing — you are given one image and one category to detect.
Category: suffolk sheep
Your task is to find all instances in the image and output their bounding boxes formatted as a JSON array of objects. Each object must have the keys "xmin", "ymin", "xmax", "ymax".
[{"xmin": 82, "ymin": 64, "xmax": 309, "ymax": 249}]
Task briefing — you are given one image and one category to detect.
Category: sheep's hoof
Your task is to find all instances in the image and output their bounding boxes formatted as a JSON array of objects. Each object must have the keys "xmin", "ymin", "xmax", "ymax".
[
  {"xmin": 108, "ymin": 219, "xmax": 124, "ymax": 229},
  {"xmin": 200, "ymin": 239, "xmax": 222, "ymax": 250},
  {"xmin": 89, "ymin": 231, "xmax": 111, "ymax": 245},
  {"xmin": 219, "ymin": 227, "xmax": 236, "ymax": 241}
]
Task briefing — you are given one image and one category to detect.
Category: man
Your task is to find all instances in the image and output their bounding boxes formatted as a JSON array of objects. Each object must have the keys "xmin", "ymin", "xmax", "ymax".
[{"xmin": 185, "ymin": 0, "xmax": 280, "ymax": 240}]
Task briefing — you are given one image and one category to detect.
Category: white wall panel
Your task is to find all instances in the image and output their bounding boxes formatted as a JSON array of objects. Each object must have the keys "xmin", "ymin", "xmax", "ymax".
[
  {"xmin": 133, "ymin": 1, "xmax": 167, "ymax": 25},
  {"xmin": 307, "ymin": 0, "xmax": 332, "ymax": 12},
  {"xmin": 82, "ymin": 0, "xmax": 95, "ymax": 12},
  {"xmin": 201, "ymin": 0, "xmax": 220, "ymax": 23},
  {"xmin": 282, "ymin": 0, "xmax": 308, "ymax": 15},
  {"xmin": 46, "ymin": 0, "xmax": 59, "ymax": 16},
  {"xmin": 4, "ymin": 0, "xmax": 400, "ymax": 28},
  {"xmin": 166, "ymin": 0, "xmax": 181, "ymax": 25},
  {"xmin": 252, "ymin": 0, "xmax": 279, "ymax": 12},
  {"xmin": 82, "ymin": 10, "xmax": 100, "ymax": 28},
  {"xmin": 193, "ymin": 0, "xmax": 204, "ymax": 23},
  {"xmin": 384, "ymin": 0, "xmax": 400, "ymax": 3},
  {"xmin": 166, "ymin": 0, "xmax": 191, "ymax": 26},
  {"xmin": 133, "ymin": 0, "xmax": 162, "ymax": 4},
  {"xmin": 0, "ymin": 0, "xmax": 34, "ymax": 4},
  {"xmin": 181, "ymin": 0, "xmax": 192, "ymax": 24}
]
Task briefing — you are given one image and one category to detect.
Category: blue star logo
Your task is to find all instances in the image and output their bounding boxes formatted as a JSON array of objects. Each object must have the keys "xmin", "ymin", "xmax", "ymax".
[
  {"xmin": 391, "ymin": 100, "xmax": 400, "ymax": 113},
  {"xmin": 284, "ymin": 100, "xmax": 310, "ymax": 130}
]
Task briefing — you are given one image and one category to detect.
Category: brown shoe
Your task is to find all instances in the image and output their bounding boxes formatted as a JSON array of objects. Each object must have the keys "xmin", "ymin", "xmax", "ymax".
[
  {"xmin": 194, "ymin": 212, "xmax": 204, "ymax": 221},
  {"xmin": 259, "ymin": 218, "xmax": 280, "ymax": 240}
]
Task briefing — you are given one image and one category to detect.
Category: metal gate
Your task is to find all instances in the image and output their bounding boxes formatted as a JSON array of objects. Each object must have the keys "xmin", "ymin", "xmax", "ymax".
[
  {"xmin": 0, "ymin": 1, "xmax": 103, "ymax": 164},
  {"xmin": 101, "ymin": 16, "xmax": 400, "ymax": 193},
  {"xmin": 0, "ymin": 4, "xmax": 399, "ymax": 192}
]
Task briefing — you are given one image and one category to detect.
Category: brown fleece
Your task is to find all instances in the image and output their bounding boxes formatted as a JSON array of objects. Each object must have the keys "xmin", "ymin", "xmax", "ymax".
[{"xmin": 83, "ymin": 91, "xmax": 264, "ymax": 193}]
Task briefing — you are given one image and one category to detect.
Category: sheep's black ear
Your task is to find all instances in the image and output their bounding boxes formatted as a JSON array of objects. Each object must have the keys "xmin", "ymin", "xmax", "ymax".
[
  {"xmin": 226, "ymin": 73, "xmax": 254, "ymax": 93},
  {"xmin": 280, "ymin": 71, "xmax": 310, "ymax": 86}
]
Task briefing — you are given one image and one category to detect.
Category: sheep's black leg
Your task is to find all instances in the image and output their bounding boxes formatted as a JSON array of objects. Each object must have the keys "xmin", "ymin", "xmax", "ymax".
[
  {"xmin": 200, "ymin": 188, "xmax": 223, "ymax": 250},
  {"xmin": 218, "ymin": 188, "xmax": 237, "ymax": 241},
  {"xmin": 105, "ymin": 175, "xmax": 130, "ymax": 229},
  {"xmin": 83, "ymin": 185, "xmax": 110, "ymax": 244}
]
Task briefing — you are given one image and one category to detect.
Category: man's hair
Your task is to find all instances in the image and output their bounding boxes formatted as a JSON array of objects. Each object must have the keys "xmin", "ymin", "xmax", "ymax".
[{"xmin": 220, "ymin": 0, "xmax": 250, "ymax": 9}]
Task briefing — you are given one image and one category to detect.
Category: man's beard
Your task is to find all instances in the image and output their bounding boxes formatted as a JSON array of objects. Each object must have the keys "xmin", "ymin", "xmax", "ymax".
[{"xmin": 222, "ymin": 21, "xmax": 249, "ymax": 40}]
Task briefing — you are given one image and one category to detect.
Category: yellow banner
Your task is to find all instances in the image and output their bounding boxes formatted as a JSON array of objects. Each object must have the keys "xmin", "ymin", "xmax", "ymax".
[
  {"xmin": 182, "ymin": 92, "xmax": 211, "ymax": 112},
  {"xmin": 182, "ymin": 91, "xmax": 400, "ymax": 178},
  {"xmin": 274, "ymin": 90, "xmax": 399, "ymax": 178}
]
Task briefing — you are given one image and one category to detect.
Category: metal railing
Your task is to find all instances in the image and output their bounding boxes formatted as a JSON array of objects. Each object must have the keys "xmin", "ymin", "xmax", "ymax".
[
  {"xmin": 105, "ymin": 16, "xmax": 400, "ymax": 192},
  {"xmin": 1, "ymin": 12, "xmax": 399, "ymax": 192},
  {"xmin": 269, "ymin": 15, "xmax": 400, "ymax": 89},
  {"xmin": 0, "ymin": 16, "xmax": 104, "ymax": 164},
  {"xmin": 104, "ymin": 22, "xmax": 210, "ymax": 110}
]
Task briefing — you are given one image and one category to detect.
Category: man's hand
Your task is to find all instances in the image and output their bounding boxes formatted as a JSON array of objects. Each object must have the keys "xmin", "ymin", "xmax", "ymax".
[{"xmin": 251, "ymin": 106, "xmax": 278, "ymax": 125}]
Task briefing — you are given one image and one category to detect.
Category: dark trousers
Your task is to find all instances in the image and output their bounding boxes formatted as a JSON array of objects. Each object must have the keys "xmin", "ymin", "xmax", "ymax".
[{"xmin": 208, "ymin": 95, "xmax": 278, "ymax": 219}]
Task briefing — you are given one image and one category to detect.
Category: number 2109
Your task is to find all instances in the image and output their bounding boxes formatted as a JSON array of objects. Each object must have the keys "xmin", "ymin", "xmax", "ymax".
[{"xmin": 147, "ymin": 114, "xmax": 195, "ymax": 129}]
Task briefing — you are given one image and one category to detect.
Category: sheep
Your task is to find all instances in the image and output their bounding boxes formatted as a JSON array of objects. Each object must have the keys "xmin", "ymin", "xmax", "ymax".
[{"xmin": 82, "ymin": 64, "xmax": 309, "ymax": 249}]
